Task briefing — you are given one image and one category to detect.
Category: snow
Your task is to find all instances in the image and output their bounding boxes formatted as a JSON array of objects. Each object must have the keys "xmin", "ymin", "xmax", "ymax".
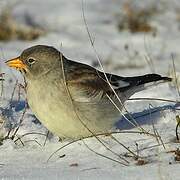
[{"xmin": 0, "ymin": 0, "xmax": 180, "ymax": 179}]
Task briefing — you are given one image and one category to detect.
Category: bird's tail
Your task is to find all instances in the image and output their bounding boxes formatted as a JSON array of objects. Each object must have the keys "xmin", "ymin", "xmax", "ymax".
[
  {"xmin": 124, "ymin": 73, "xmax": 171, "ymax": 87},
  {"xmin": 118, "ymin": 73, "xmax": 172, "ymax": 97}
]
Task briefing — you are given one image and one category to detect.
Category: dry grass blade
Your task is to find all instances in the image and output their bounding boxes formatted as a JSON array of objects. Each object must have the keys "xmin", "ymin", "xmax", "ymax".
[
  {"xmin": 10, "ymin": 81, "xmax": 28, "ymax": 140},
  {"xmin": 82, "ymin": 140, "xmax": 128, "ymax": 166},
  {"xmin": 43, "ymin": 131, "xmax": 50, "ymax": 146},
  {"xmin": 2, "ymin": 80, "xmax": 20, "ymax": 139},
  {"xmin": 152, "ymin": 122, "xmax": 160, "ymax": 145},
  {"xmin": 106, "ymin": 94, "xmax": 142, "ymax": 129},
  {"xmin": 143, "ymin": 35, "xmax": 156, "ymax": 73},
  {"xmin": 11, "ymin": 104, "xmax": 27, "ymax": 140},
  {"xmin": 0, "ymin": 73, "xmax": 5, "ymax": 97},
  {"xmin": 128, "ymin": 97, "xmax": 180, "ymax": 104},
  {"xmin": 10, "ymin": 80, "xmax": 19, "ymax": 102},
  {"xmin": 149, "ymin": 104, "xmax": 166, "ymax": 149},
  {"xmin": 171, "ymin": 54, "xmax": 180, "ymax": 98},
  {"xmin": 110, "ymin": 134, "xmax": 138, "ymax": 159},
  {"xmin": 137, "ymin": 141, "xmax": 172, "ymax": 153},
  {"xmin": 47, "ymin": 129, "xmax": 158, "ymax": 162},
  {"xmin": 48, "ymin": 137, "xmax": 128, "ymax": 166},
  {"xmin": 90, "ymin": 130, "xmax": 156, "ymax": 137},
  {"xmin": 23, "ymin": 139, "xmax": 42, "ymax": 147},
  {"xmin": 82, "ymin": 0, "xmax": 147, "ymax": 134},
  {"xmin": 176, "ymin": 115, "xmax": 180, "ymax": 141},
  {"xmin": 14, "ymin": 132, "xmax": 47, "ymax": 143},
  {"xmin": 59, "ymin": 51, "xmax": 129, "ymax": 165},
  {"xmin": 47, "ymin": 139, "xmax": 81, "ymax": 162}
]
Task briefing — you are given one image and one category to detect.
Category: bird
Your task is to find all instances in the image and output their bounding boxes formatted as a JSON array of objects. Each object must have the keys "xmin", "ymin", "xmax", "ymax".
[{"xmin": 6, "ymin": 45, "xmax": 171, "ymax": 139}]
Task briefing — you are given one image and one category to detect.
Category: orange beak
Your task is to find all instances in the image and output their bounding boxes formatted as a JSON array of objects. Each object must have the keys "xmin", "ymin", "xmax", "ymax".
[{"xmin": 5, "ymin": 57, "xmax": 27, "ymax": 71}]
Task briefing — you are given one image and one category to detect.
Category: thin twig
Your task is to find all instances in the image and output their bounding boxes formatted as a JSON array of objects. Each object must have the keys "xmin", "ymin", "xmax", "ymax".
[
  {"xmin": 150, "ymin": 104, "xmax": 166, "ymax": 149},
  {"xmin": 14, "ymin": 132, "xmax": 47, "ymax": 143},
  {"xmin": 47, "ymin": 129, "xmax": 157, "ymax": 162},
  {"xmin": 143, "ymin": 34, "xmax": 155, "ymax": 73},
  {"xmin": 106, "ymin": 94, "xmax": 142, "ymax": 129},
  {"xmin": 14, "ymin": 134, "xmax": 25, "ymax": 146},
  {"xmin": 11, "ymin": 102, "xmax": 27, "ymax": 140},
  {"xmin": 59, "ymin": 49, "xmax": 129, "ymax": 164},
  {"xmin": 149, "ymin": 104, "xmax": 160, "ymax": 145},
  {"xmin": 23, "ymin": 139, "xmax": 42, "ymax": 147},
  {"xmin": 110, "ymin": 134, "xmax": 138, "ymax": 159},
  {"xmin": 0, "ymin": 73, "xmax": 5, "ymax": 97},
  {"xmin": 128, "ymin": 97, "xmax": 179, "ymax": 104},
  {"xmin": 43, "ymin": 131, "xmax": 50, "ymax": 146},
  {"xmin": 171, "ymin": 54, "xmax": 180, "ymax": 98},
  {"xmin": 47, "ymin": 139, "xmax": 81, "ymax": 162},
  {"xmin": 82, "ymin": 0, "xmax": 146, "ymax": 133},
  {"xmin": 176, "ymin": 115, "xmax": 180, "ymax": 141},
  {"xmin": 82, "ymin": 140, "xmax": 128, "ymax": 166}
]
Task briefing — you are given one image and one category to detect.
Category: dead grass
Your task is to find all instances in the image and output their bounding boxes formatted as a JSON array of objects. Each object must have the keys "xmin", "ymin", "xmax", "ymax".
[
  {"xmin": 117, "ymin": 2, "xmax": 157, "ymax": 33},
  {"xmin": 0, "ymin": 7, "xmax": 45, "ymax": 41},
  {"xmin": 135, "ymin": 158, "xmax": 149, "ymax": 166},
  {"xmin": 174, "ymin": 148, "xmax": 180, "ymax": 162}
]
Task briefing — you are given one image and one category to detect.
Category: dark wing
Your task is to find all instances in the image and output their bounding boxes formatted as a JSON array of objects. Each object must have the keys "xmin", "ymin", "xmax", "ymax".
[
  {"xmin": 63, "ymin": 59, "xmax": 130, "ymax": 102},
  {"xmin": 63, "ymin": 59, "xmax": 171, "ymax": 102}
]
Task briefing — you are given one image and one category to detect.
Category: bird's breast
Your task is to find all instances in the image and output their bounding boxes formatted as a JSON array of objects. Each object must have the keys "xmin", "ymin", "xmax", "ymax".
[
  {"xmin": 26, "ymin": 78, "xmax": 77, "ymax": 136},
  {"xmin": 25, "ymin": 77, "xmax": 121, "ymax": 139}
]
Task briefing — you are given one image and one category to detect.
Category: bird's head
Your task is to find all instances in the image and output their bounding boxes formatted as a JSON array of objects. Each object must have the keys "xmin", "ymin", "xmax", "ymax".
[{"xmin": 6, "ymin": 45, "xmax": 64, "ymax": 79}]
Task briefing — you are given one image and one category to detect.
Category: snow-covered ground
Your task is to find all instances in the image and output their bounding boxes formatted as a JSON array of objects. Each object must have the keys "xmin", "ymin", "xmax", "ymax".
[{"xmin": 0, "ymin": 0, "xmax": 180, "ymax": 179}]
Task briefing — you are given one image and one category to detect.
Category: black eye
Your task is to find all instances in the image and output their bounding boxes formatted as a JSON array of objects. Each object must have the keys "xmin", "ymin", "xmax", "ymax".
[{"xmin": 27, "ymin": 58, "xmax": 36, "ymax": 65}]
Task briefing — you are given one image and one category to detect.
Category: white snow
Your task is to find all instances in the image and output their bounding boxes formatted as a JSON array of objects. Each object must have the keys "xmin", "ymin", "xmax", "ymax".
[{"xmin": 0, "ymin": 0, "xmax": 180, "ymax": 179}]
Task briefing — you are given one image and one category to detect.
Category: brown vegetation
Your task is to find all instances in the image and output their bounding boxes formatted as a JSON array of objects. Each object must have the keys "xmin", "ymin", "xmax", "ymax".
[
  {"xmin": 0, "ymin": 7, "xmax": 45, "ymax": 41},
  {"xmin": 117, "ymin": 2, "xmax": 157, "ymax": 33}
]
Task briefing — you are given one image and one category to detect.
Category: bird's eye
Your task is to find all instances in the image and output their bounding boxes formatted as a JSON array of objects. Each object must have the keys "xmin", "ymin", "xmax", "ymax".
[{"xmin": 27, "ymin": 58, "xmax": 36, "ymax": 65}]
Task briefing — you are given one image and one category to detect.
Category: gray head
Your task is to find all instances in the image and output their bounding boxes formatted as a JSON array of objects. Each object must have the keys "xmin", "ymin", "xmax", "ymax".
[{"xmin": 6, "ymin": 45, "xmax": 65, "ymax": 78}]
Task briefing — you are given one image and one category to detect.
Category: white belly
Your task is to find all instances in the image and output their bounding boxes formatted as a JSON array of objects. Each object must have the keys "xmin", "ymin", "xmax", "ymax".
[{"xmin": 26, "ymin": 78, "xmax": 121, "ymax": 139}]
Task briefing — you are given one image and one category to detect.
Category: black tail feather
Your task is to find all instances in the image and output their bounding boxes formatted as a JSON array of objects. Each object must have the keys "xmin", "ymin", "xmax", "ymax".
[
  {"xmin": 124, "ymin": 74, "xmax": 172, "ymax": 87},
  {"xmin": 117, "ymin": 74, "xmax": 172, "ymax": 92}
]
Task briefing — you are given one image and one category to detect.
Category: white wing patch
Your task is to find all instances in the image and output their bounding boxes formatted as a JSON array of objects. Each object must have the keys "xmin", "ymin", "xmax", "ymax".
[{"xmin": 111, "ymin": 80, "xmax": 130, "ymax": 89}]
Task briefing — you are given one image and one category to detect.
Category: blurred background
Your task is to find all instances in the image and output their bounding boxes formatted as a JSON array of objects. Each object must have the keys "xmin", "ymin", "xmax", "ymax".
[{"xmin": 0, "ymin": 0, "xmax": 180, "ymax": 76}]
